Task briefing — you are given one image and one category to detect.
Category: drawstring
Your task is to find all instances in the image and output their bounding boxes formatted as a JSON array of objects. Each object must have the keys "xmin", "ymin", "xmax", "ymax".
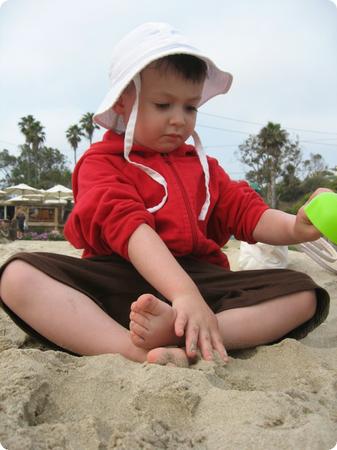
[
  {"xmin": 124, "ymin": 74, "xmax": 168, "ymax": 213},
  {"xmin": 192, "ymin": 130, "xmax": 210, "ymax": 220},
  {"xmin": 124, "ymin": 75, "xmax": 210, "ymax": 220}
]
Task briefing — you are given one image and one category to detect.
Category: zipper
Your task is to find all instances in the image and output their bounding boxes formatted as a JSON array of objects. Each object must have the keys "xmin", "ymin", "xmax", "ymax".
[{"xmin": 162, "ymin": 153, "xmax": 199, "ymax": 252}]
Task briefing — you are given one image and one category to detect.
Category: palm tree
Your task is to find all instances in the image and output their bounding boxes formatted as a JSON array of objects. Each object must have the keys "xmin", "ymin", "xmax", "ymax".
[
  {"xmin": 66, "ymin": 125, "xmax": 83, "ymax": 165},
  {"xmin": 79, "ymin": 112, "xmax": 100, "ymax": 145},
  {"xmin": 18, "ymin": 115, "xmax": 45, "ymax": 185}
]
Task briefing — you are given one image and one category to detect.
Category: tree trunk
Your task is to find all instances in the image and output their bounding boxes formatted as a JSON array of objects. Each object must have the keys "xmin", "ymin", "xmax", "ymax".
[
  {"xmin": 270, "ymin": 170, "xmax": 277, "ymax": 208},
  {"xmin": 33, "ymin": 142, "xmax": 39, "ymax": 186},
  {"xmin": 27, "ymin": 146, "xmax": 31, "ymax": 185}
]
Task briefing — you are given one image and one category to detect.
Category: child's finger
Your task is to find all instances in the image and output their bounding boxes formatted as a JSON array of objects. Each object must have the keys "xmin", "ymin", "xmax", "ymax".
[
  {"xmin": 211, "ymin": 333, "xmax": 229, "ymax": 362},
  {"xmin": 174, "ymin": 311, "xmax": 188, "ymax": 337},
  {"xmin": 198, "ymin": 331, "xmax": 213, "ymax": 361},
  {"xmin": 185, "ymin": 324, "xmax": 200, "ymax": 358}
]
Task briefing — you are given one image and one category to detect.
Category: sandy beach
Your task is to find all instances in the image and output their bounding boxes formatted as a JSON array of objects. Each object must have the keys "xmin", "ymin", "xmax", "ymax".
[{"xmin": 0, "ymin": 239, "xmax": 337, "ymax": 450}]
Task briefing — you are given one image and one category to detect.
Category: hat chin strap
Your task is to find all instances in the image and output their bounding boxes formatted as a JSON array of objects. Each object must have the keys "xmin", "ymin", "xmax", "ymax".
[
  {"xmin": 192, "ymin": 130, "xmax": 210, "ymax": 220},
  {"xmin": 124, "ymin": 74, "xmax": 210, "ymax": 220},
  {"xmin": 124, "ymin": 74, "xmax": 168, "ymax": 214}
]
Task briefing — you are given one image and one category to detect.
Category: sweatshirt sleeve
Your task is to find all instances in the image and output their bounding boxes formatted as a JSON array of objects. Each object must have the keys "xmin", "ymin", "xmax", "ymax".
[
  {"xmin": 209, "ymin": 164, "xmax": 269, "ymax": 244},
  {"xmin": 64, "ymin": 155, "xmax": 156, "ymax": 259}
]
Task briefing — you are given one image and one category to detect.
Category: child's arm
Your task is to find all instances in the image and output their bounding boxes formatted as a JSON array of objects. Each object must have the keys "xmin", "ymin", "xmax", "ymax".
[
  {"xmin": 253, "ymin": 188, "xmax": 331, "ymax": 245},
  {"xmin": 128, "ymin": 223, "xmax": 228, "ymax": 362}
]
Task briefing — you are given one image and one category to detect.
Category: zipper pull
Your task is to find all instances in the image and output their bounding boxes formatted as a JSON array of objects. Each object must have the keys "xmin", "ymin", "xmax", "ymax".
[{"xmin": 161, "ymin": 153, "xmax": 171, "ymax": 163}]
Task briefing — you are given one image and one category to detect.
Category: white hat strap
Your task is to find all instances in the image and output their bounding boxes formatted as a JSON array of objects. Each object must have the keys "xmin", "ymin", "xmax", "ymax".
[
  {"xmin": 124, "ymin": 75, "xmax": 210, "ymax": 220},
  {"xmin": 124, "ymin": 74, "xmax": 168, "ymax": 213},
  {"xmin": 192, "ymin": 130, "xmax": 210, "ymax": 220}
]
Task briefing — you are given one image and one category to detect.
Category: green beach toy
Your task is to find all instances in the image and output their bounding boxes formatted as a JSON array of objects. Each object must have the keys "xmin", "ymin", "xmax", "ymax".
[{"xmin": 304, "ymin": 192, "xmax": 337, "ymax": 244}]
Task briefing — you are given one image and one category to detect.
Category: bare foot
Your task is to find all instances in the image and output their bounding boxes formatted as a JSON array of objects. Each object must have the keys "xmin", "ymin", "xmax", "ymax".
[
  {"xmin": 147, "ymin": 347, "xmax": 190, "ymax": 368},
  {"xmin": 129, "ymin": 294, "xmax": 180, "ymax": 349}
]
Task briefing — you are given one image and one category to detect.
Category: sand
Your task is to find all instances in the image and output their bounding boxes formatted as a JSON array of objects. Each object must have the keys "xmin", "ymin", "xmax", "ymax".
[{"xmin": 0, "ymin": 240, "xmax": 337, "ymax": 450}]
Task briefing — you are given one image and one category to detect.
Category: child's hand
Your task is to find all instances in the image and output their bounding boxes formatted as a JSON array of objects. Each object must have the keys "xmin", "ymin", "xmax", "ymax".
[
  {"xmin": 295, "ymin": 188, "xmax": 333, "ymax": 242},
  {"xmin": 171, "ymin": 294, "xmax": 228, "ymax": 362}
]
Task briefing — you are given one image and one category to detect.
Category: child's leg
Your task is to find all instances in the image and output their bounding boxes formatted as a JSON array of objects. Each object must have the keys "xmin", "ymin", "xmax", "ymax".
[
  {"xmin": 129, "ymin": 290, "xmax": 317, "ymax": 351},
  {"xmin": 215, "ymin": 290, "xmax": 316, "ymax": 349},
  {"xmin": 0, "ymin": 260, "xmax": 146, "ymax": 361},
  {"xmin": 0, "ymin": 260, "xmax": 188, "ymax": 365}
]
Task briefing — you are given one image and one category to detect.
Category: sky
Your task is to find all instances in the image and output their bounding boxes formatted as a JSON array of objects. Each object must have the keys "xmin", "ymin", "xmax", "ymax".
[{"xmin": 0, "ymin": 0, "xmax": 336, "ymax": 180}]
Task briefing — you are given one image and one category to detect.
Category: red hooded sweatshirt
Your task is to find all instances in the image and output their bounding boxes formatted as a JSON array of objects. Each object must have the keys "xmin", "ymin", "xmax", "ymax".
[{"xmin": 64, "ymin": 131, "xmax": 269, "ymax": 269}]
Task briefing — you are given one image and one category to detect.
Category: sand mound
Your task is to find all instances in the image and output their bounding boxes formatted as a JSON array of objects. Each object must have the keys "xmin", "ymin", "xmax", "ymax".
[{"xmin": 1, "ymin": 240, "xmax": 337, "ymax": 450}]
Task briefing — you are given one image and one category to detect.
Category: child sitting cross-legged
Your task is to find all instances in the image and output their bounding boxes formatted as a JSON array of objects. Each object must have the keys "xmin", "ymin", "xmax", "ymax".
[{"xmin": 0, "ymin": 23, "xmax": 330, "ymax": 366}]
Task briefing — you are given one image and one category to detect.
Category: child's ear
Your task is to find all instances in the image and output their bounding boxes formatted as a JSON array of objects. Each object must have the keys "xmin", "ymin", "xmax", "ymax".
[{"xmin": 113, "ymin": 96, "xmax": 125, "ymax": 115}]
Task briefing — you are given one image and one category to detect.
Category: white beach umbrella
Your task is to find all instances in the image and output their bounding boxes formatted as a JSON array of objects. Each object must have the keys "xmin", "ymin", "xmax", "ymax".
[
  {"xmin": 4, "ymin": 183, "xmax": 42, "ymax": 197},
  {"xmin": 45, "ymin": 184, "xmax": 73, "ymax": 200},
  {"xmin": 45, "ymin": 184, "xmax": 72, "ymax": 195},
  {"xmin": 43, "ymin": 198, "xmax": 67, "ymax": 205},
  {"xmin": 4, "ymin": 195, "xmax": 31, "ymax": 204},
  {"xmin": 0, "ymin": 190, "xmax": 6, "ymax": 196},
  {"xmin": 24, "ymin": 193, "xmax": 45, "ymax": 201}
]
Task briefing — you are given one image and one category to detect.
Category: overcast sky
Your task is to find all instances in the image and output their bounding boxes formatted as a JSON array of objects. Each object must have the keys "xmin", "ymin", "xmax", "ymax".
[{"xmin": 0, "ymin": 0, "xmax": 336, "ymax": 180}]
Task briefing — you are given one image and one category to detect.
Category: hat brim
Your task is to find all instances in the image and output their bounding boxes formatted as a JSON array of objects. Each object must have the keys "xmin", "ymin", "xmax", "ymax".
[{"xmin": 93, "ymin": 51, "xmax": 233, "ymax": 130}]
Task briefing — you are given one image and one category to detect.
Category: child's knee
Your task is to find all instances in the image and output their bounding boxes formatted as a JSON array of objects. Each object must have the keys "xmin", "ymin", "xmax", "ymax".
[
  {"xmin": 0, "ymin": 260, "xmax": 34, "ymax": 308},
  {"xmin": 301, "ymin": 290, "xmax": 317, "ymax": 321}
]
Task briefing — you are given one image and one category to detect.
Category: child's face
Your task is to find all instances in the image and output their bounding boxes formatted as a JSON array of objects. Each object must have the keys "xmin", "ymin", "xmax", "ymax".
[{"xmin": 117, "ymin": 64, "xmax": 204, "ymax": 152}]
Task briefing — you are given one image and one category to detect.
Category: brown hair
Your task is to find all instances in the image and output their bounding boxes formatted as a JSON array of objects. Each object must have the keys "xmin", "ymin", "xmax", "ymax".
[{"xmin": 153, "ymin": 54, "xmax": 208, "ymax": 83}]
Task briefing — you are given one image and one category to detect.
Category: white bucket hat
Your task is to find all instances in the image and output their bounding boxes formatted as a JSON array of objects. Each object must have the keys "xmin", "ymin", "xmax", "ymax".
[{"xmin": 93, "ymin": 22, "xmax": 233, "ymax": 220}]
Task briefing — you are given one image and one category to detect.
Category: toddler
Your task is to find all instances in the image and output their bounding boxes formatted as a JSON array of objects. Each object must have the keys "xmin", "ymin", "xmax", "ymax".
[{"xmin": 0, "ymin": 23, "xmax": 329, "ymax": 366}]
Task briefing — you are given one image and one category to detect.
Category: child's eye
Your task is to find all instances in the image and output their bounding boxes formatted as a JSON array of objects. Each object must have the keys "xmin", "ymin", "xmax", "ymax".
[
  {"xmin": 186, "ymin": 105, "xmax": 198, "ymax": 113},
  {"xmin": 155, "ymin": 103, "xmax": 170, "ymax": 109}
]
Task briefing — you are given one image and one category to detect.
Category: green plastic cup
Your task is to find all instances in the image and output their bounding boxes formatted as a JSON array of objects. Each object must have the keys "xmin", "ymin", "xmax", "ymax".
[{"xmin": 304, "ymin": 192, "xmax": 337, "ymax": 244}]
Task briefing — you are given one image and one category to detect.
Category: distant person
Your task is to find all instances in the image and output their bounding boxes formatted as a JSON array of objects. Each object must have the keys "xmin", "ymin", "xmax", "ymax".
[
  {"xmin": 62, "ymin": 201, "xmax": 73, "ymax": 224},
  {"xmin": 15, "ymin": 209, "xmax": 26, "ymax": 239},
  {"xmin": 8, "ymin": 218, "xmax": 17, "ymax": 241},
  {"xmin": 0, "ymin": 23, "xmax": 331, "ymax": 366}
]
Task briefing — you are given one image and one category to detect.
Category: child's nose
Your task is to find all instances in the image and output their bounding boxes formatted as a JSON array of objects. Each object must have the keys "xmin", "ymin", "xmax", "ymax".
[{"xmin": 169, "ymin": 107, "xmax": 185, "ymax": 126}]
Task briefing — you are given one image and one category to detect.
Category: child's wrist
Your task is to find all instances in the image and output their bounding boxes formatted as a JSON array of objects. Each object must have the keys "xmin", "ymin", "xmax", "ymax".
[{"xmin": 171, "ymin": 289, "xmax": 204, "ymax": 306}]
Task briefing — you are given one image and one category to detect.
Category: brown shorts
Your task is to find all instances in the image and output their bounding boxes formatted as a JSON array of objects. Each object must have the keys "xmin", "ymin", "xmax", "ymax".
[{"xmin": 0, "ymin": 252, "xmax": 330, "ymax": 353}]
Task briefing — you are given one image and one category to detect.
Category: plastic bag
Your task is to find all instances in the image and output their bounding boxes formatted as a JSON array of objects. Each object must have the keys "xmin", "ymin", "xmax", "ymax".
[{"xmin": 238, "ymin": 242, "xmax": 288, "ymax": 270}]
